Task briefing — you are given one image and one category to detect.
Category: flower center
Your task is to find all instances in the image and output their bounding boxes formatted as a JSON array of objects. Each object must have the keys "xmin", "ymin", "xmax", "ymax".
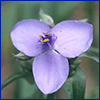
[{"xmin": 39, "ymin": 32, "xmax": 57, "ymax": 50}]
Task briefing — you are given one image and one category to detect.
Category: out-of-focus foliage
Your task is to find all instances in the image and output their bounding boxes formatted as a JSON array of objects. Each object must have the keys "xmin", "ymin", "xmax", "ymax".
[
  {"xmin": 1, "ymin": 1, "xmax": 99, "ymax": 99},
  {"xmin": 62, "ymin": 66, "xmax": 86, "ymax": 99}
]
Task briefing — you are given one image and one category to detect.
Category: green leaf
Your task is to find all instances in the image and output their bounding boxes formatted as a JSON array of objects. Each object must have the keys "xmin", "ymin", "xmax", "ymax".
[
  {"xmin": 88, "ymin": 47, "xmax": 99, "ymax": 54},
  {"xmin": 16, "ymin": 79, "xmax": 46, "ymax": 99},
  {"xmin": 79, "ymin": 51, "xmax": 99, "ymax": 63},
  {"xmin": 1, "ymin": 72, "xmax": 32, "ymax": 90},
  {"xmin": 62, "ymin": 77, "xmax": 73, "ymax": 99},
  {"xmin": 62, "ymin": 66, "xmax": 86, "ymax": 99},
  {"xmin": 73, "ymin": 67, "xmax": 86, "ymax": 99}
]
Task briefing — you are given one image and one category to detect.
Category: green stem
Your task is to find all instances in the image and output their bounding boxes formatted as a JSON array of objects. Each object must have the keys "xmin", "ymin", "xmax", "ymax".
[
  {"xmin": 1, "ymin": 72, "xmax": 28, "ymax": 90},
  {"xmin": 47, "ymin": 93, "xmax": 55, "ymax": 99}
]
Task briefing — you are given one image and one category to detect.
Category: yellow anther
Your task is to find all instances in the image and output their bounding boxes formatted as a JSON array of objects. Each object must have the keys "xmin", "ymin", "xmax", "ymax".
[
  {"xmin": 44, "ymin": 32, "xmax": 47, "ymax": 35},
  {"xmin": 39, "ymin": 35, "xmax": 42, "ymax": 38},
  {"xmin": 40, "ymin": 40, "xmax": 43, "ymax": 43},
  {"xmin": 44, "ymin": 39, "xmax": 49, "ymax": 42},
  {"xmin": 48, "ymin": 32, "xmax": 52, "ymax": 35}
]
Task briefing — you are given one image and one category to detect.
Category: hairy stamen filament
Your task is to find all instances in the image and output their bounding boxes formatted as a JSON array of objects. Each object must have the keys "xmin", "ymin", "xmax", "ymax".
[{"xmin": 47, "ymin": 42, "xmax": 52, "ymax": 49}]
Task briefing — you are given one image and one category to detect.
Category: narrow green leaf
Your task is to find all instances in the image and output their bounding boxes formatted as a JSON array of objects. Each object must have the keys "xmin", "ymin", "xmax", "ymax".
[
  {"xmin": 62, "ymin": 66, "xmax": 86, "ymax": 99},
  {"xmin": 79, "ymin": 51, "xmax": 99, "ymax": 63},
  {"xmin": 16, "ymin": 79, "xmax": 46, "ymax": 99},
  {"xmin": 73, "ymin": 67, "xmax": 86, "ymax": 99},
  {"xmin": 88, "ymin": 47, "xmax": 99, "ymax": 54},
  {"xmin": 1, "ymin": 72, "xmax": 32, "ymax": 90},
  {"xmin": 62, "ymin": 77, "xmax": 73, "ymax": 99}
]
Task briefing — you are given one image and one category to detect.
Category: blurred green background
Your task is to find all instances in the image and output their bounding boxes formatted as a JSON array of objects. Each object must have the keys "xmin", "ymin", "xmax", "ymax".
[{"xmin": 1, "ymin": 1, "xmax": 99, "ymax": 99}]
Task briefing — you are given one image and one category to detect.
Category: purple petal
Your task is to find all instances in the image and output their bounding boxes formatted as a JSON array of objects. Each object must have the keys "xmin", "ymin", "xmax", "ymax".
[
  {"xmin": 11, "ymin": 19, "xmax": 51, "ymax": 56},
  {"xmin": 33, "ymin": 50, "xmax": 69, "ymax": 94},
  {"xmin": 52, "ymin": 20, "xmax": 93, "ymax": 58}
]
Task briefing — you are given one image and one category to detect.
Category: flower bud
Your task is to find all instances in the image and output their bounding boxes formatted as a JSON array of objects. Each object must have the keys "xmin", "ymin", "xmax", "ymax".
[
  {"xmin": 39, "ymin": 9, "xmax": 54, "ymax": 28},
  {"xmin": 79, "ymin": 18, "xmax": 88, "ymax": 22},
  {"xmin": 13, "ymin": 52, "xmax": 32, "ymax": 61}
]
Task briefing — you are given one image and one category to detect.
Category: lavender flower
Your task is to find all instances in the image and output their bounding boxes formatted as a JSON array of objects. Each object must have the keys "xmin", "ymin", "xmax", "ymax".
[{"xmin": 11, "ymin": 19, "xmax": 93, "ymax": 94}]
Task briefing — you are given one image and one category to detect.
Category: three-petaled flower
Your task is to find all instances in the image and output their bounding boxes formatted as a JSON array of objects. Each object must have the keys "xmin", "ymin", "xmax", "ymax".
[{"xmin": 11, "ymin": 19, "xmax": 93, "ymax": 94}]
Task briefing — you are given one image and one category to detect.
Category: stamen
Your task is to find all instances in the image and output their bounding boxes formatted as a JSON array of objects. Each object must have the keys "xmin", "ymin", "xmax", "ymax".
[
  {"xmin": 39, "ymin": 35, "xmax": 42, "ymax": 38},
  {"xmin": 44, "ymin": 32, "xmax": 47, "ymax": 35},
  {"xmin": 44, "ymin": 39, "xmax": 49, "ymax": 42},
  {"xmin": 47, "ymin": 42, "xmax": 52, "ymax": 49},
  {"xmin": 48, "ymin": 32, "xmax": 52, "ymax": 35},
  {"xmin": 40, "ymin": 40, "xmax": 43, "ymax": 43}
]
